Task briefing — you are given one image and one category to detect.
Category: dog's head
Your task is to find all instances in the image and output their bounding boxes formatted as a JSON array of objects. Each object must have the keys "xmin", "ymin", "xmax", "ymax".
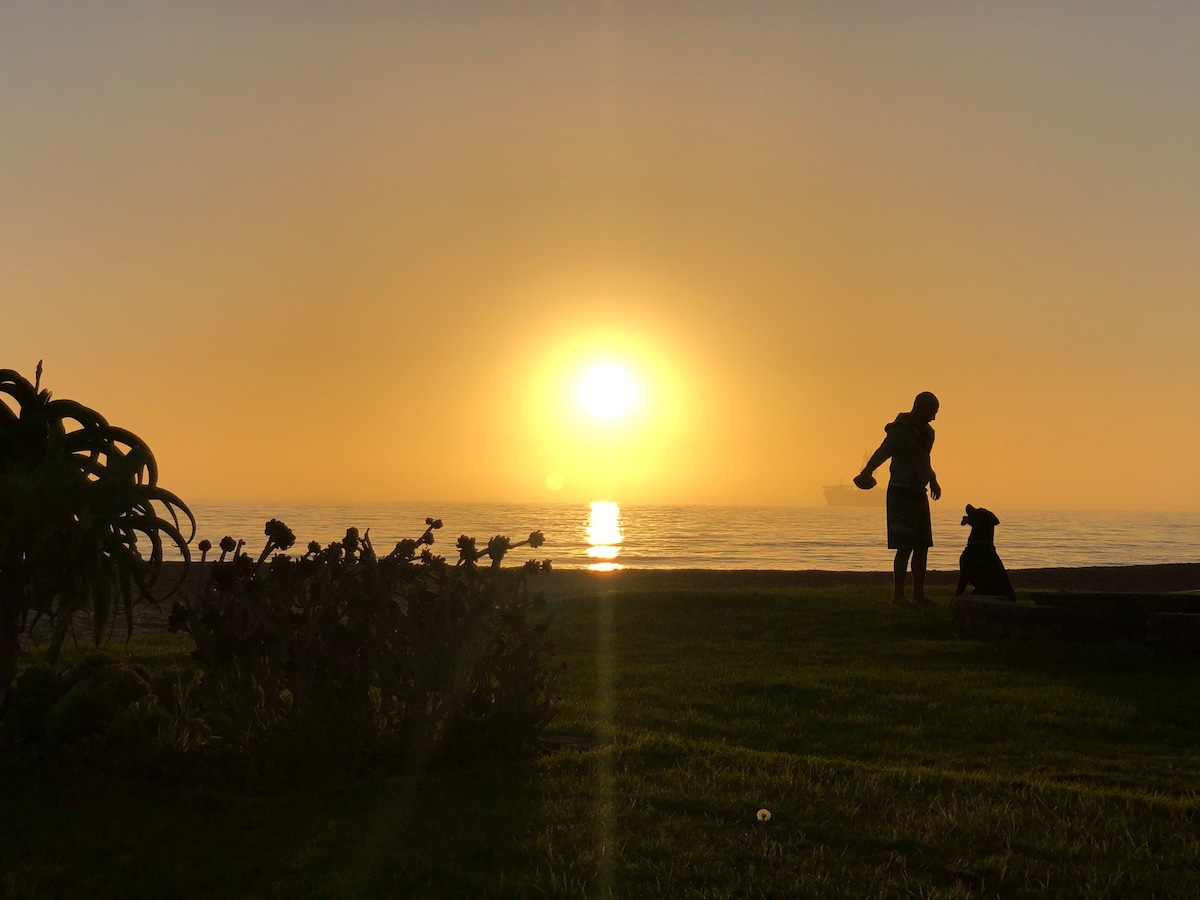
[{"xmin": 961, "ymin": 504, "xmax": 1000, "ymax": 528}]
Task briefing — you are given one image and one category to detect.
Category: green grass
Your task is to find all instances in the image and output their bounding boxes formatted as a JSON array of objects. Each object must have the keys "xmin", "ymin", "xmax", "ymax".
[{"xmin": 4, "ymin": 585, "xmax": 1200, "ymax": 898}]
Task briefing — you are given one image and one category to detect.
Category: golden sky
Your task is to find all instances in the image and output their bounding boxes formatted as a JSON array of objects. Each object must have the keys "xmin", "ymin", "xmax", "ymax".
[{"xmin": 2, "ymin": 3, "xmax": 1197, "ymax": 510}]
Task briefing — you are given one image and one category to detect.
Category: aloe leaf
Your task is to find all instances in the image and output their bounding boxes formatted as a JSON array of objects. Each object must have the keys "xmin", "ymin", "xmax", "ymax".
[
  {"xmin": 93, "ymin": 571, "xmax": 112, "ymax": 645},
  {"xmin": 47, "ymin": 604, "xmax": 73, "ymax": 664},
  {"xmin": 0, "ymin": 371, "xmax": 38, "ymax": 407},
  {"xmin": 44, "ymin": 398, "xmax": 109, "ymax": 430},
  {"xmin": 119, "ymin": 561, "xmax": 134, "ymax": 638},
  {"xmin": 150, "ymin": 488, "xmax": 196, "ymax": 540}
]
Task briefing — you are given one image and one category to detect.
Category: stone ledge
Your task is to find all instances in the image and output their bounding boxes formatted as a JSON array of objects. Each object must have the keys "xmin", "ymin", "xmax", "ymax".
[
  {"xmin": 1030, "ymin": 592, "xmax": 1200, "ymax": 643},
  {"xmin": 951, "ymin": 595, "xmax": 1065, "ymax": 641},
  {"xmin": 954, "ymin": 593, "xmax": 1200, "ymax": 647}
]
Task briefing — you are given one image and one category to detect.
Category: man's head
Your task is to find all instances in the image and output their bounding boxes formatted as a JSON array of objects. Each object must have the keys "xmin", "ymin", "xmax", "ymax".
[{"xmin": 911, "ymin": 391, "xmax": 939, "ymax": 423}]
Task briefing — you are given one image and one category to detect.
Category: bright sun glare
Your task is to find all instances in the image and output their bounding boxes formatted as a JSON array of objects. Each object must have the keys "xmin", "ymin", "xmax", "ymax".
[{"xmin": 577, "ymin": 363, "xmax": 640, "ymax": 420}]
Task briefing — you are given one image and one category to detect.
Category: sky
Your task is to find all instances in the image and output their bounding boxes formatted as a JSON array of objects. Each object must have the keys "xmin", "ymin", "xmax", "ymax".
[{"xmin": 2, "ymin": 2, "xmax": 1197, "ymax": 511}]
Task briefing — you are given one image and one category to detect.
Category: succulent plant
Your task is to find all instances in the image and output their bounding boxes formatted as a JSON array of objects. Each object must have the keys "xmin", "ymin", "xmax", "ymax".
[{"xmin": 0, "ymin": 363, "xmax": 194, "ymax": 699}]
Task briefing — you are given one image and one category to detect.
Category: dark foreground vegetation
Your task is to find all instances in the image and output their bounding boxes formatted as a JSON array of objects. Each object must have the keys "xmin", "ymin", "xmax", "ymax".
[
  {"xmin": 3, "ymin": 361, "xmax": 560, "ymax": 808},
  {"xmin": 4, "ymin": 516, "xmax": 559, "ymax": 776},
  {"xmin": 5, "ymin": 584, "xmax": 1200, "ymax": 899}
]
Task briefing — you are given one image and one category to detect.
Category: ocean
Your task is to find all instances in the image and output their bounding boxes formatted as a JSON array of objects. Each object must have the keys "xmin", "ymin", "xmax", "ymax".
[{"xmin": 180, "ymin": 501, "xmax": 1200, "ymax": 572}]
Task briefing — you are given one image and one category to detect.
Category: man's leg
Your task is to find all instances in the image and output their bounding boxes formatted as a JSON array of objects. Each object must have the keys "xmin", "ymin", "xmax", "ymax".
[
  {"xmin": 893, "ymin": 549, "xmax": 912, "ymax": 602},
  {"xmin": 912, "ymin": 547, "xmax": 930, "ymax": 602}
]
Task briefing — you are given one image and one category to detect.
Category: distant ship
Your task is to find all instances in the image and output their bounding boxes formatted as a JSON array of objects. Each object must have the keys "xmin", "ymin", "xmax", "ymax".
[{"xmin": 822, "ymin": 482, "xmax": 885, "ymax": 507}]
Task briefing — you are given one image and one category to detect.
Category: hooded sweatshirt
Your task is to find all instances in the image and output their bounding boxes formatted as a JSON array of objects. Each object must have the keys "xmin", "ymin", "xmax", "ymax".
[{"xmin": 864, "ymin": 412, "xmax": 936, "ymax": 492}]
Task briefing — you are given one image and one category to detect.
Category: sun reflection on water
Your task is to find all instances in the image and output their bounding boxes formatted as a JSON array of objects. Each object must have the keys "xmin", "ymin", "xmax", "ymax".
[{"xmin": 586, "ymin": 501, "xmax": 623, "ymax": 572}]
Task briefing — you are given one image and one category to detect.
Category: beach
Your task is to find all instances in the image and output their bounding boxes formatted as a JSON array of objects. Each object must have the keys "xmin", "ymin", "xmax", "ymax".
[
  {"xmin": 36, "ymin": 560, "xmax": 1185, "ymax": 643},
  {"xmin": 155, "ymin": 560, "xmax": 1200, "ymax": 603},
  {"xmin": 537, "ymin": 563, "xmax": 1200, "ymax": 597}
]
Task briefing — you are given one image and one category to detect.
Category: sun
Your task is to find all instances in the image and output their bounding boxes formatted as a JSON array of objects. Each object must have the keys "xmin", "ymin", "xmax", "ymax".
[{"xmin": 576, "ymin": 363, "xmax": 640, "ymax": 420}]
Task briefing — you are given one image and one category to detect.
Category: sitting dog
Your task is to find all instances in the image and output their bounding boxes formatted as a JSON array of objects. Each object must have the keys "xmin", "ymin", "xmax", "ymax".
[{"xmin": 955, "ymin": 504, "xmax": 1016, "ymax": 600}]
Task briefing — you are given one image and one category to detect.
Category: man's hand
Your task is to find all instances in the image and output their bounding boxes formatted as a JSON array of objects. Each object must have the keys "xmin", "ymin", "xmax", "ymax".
[
  {"xmin": 929, "ymin": 477, "xmax": 942, "ymax": 501},
  {"xmin": 853, "ymin": 471, "xmax": 877, "ymax": 490}
]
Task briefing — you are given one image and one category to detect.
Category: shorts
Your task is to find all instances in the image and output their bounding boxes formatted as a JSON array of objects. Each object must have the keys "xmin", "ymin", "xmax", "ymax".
[{"xmin": 887, "ymin": 485, "xmax": 933, "ymax": 550}]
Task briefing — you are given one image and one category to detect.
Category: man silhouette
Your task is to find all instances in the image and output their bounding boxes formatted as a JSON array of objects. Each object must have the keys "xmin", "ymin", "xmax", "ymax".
[{"xmin": 855, "ymin": 391, "xmax": 942, "ymax": 603}]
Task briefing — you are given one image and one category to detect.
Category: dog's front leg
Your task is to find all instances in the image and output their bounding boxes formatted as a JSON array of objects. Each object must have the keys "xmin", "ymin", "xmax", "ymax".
[{"xmin": 999, "ymin": 564, "xmax": 1016, "ymax": 601}]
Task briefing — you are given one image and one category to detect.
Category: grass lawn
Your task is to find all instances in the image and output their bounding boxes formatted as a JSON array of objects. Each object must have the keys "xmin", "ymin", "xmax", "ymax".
[{"xmin": 4, "ymin": 584, "xmax": 1200, "ymax": 898}]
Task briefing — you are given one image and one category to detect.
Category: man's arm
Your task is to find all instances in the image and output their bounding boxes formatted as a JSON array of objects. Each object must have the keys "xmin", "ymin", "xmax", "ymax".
[{"xmin": 859, "ymin": 437, "xmax": 892, "ymax": 480}]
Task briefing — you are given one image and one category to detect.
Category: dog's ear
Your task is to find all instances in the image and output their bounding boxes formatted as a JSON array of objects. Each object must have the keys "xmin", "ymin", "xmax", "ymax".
[
  {"xmin": 982, "ymin": 508, "xmax": 1000, "ymax": 526},
  {"xmin": 964, "ymin": 504, "xmax": 975, "ymax": 514}
]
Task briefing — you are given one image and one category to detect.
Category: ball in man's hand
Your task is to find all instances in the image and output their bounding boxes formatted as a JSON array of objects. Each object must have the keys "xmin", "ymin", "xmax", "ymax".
[{"xmin": 853, "ymin": 473, "xmax": 877, "ymax": 490}]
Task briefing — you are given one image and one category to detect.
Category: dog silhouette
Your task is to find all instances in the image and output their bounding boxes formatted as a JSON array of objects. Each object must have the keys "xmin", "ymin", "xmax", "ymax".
[{"xmin": 954, "ymin": 504, "xmax": 1016, "ymax": 600}]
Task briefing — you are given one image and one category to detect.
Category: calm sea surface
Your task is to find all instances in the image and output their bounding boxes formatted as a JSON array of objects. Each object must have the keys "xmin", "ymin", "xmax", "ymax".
[{"xmin": 180, "ymin": 502, "xmax": 1200, "ymax": 572}]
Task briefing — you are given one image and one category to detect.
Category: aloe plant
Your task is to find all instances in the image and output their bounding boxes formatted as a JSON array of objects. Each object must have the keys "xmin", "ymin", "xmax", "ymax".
[{"xmin": 0, "ymin": 362, "xmax": 194, "ymax": 705}]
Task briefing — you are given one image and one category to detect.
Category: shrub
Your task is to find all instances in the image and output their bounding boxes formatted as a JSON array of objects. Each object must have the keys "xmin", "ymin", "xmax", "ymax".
[
  {"xmin": 0, "ymin": 651, "xmax": 209, "ymax": 774},
  {"xmin": 169, "ymin": 518, "xmax": 559, "ymax": 773},
  {"xmin": 43, "ymin": 654, "xmax": 155, "ymax": 744},
  {"xmin": 0, "ymin": 362, "xmax": 193, "ymax": 707}
]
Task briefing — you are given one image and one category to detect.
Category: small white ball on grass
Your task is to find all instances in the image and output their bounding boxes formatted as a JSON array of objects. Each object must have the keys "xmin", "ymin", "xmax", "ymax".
[{"xmin": 757, "ymin": 808, "xmax": 771, "ymax": 823}]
